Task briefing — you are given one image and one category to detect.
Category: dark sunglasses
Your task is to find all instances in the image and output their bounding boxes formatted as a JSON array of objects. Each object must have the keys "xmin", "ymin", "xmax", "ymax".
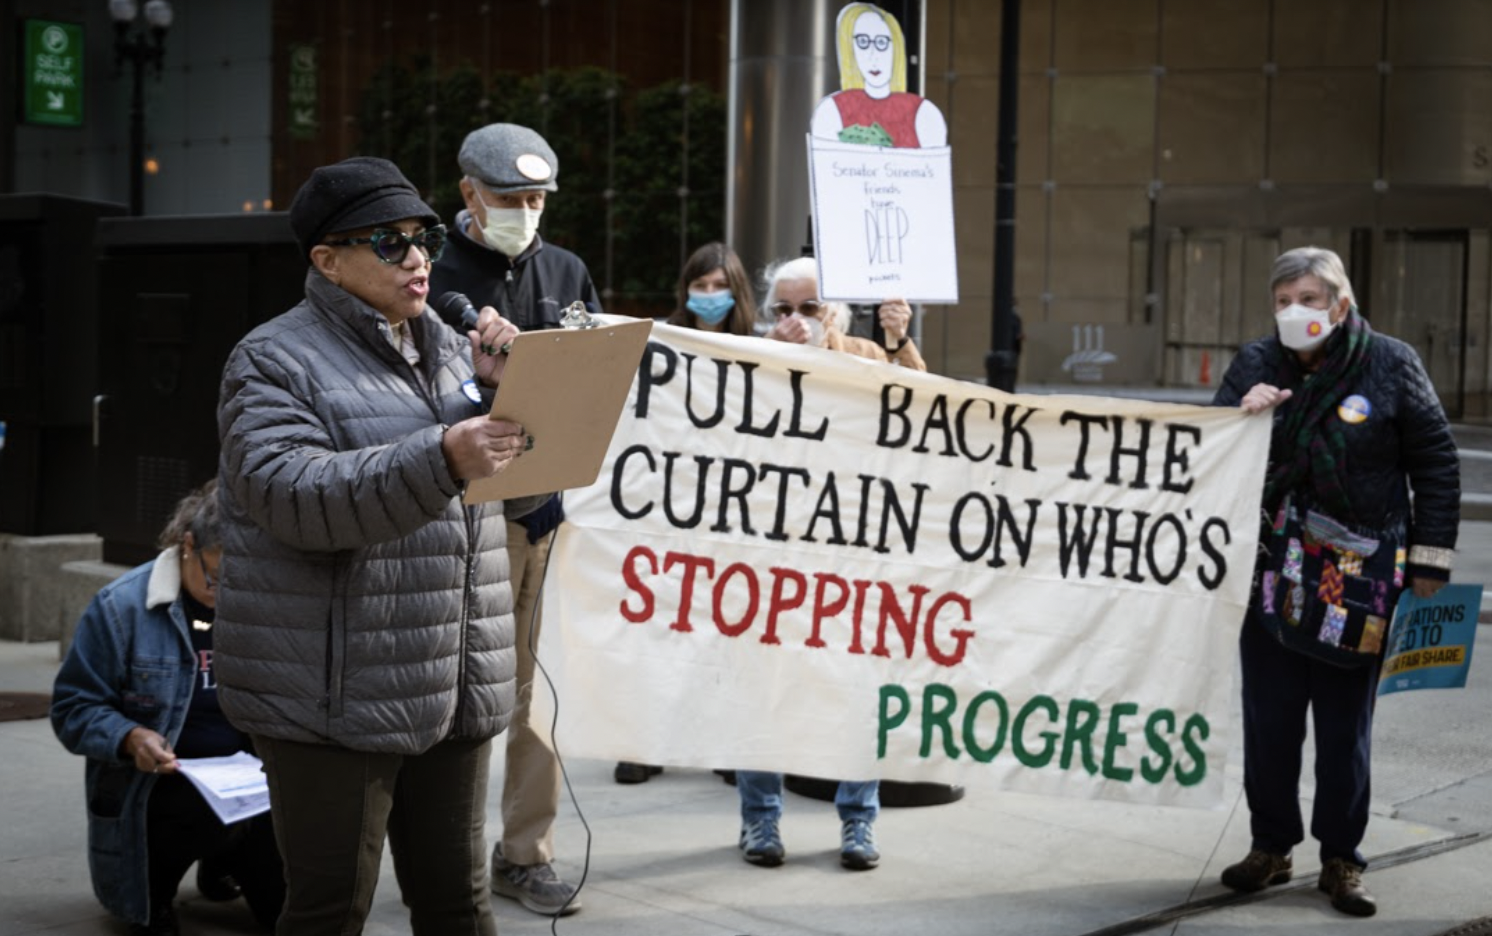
[
  {"xmin": 771, "ymin": 300, "xmax": 825, "ymax": 318},
  {"xmin": 325, "ymin": 224, "xmax": 448, "ymax": 264}
]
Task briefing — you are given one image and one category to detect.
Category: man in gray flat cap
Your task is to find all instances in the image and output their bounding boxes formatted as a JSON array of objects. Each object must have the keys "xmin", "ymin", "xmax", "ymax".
[{"xmin": 429, "ymin": 122, "xmax": 597, "ymax": 918}]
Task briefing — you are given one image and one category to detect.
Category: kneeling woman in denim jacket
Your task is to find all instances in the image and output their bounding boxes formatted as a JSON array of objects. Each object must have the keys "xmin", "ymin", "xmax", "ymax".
[{"xmin": 52, "ymin": 480, "xmax": 283, "ymax": 936}]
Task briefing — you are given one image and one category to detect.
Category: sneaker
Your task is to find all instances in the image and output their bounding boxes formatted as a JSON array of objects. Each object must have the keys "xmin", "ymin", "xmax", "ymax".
[
  {"xmin": 613, "ymin": 761, "xmax": 663, "ymax": 784},
  {"xmin": 1319, "ymin": 858, "xmax": 1377, "ymax": 917},
  {"xmin": 839, "ymin": 819, "xmax": 879, "ymax": 871},
  {"xmin": 739, "ymin": 818, "xmax": 785, "ymax": 867},
  {"xmin": 196, "ymin": 857, "xmax": 242, "ymax": 902},
  {"xmin": 490, "ymin": 843, "xmax": 581, "ymax": 916},
  {"xmin": 1220, "ymin": 849, "xmax": 1292, "ymax": 892}
]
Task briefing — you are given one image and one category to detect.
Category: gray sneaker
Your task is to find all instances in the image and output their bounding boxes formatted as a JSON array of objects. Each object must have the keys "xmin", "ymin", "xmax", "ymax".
[
  {"xmin": 839, "ymin": 818, "xmax": 879, "ymax": 871},
  {"xmin": 739, "ymin": 818, "xmax": 785, "ymax": 867},
  {"xmin": 490, "ymin": 843, "xmax": 581, "ymax": 916}
]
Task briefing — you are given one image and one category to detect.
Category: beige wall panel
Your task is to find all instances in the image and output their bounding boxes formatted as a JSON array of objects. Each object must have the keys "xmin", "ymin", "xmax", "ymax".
[
  {"xmin": 1015, "ymin": 186, "xmax": 1050, "ymax": 299},
  {"xmin": 1021, "ymin": 0, "xmax": 1055, "ymax": 74},
  {"xmin": 941, "ymin": 0, "xmax": 1055, "ymax": 78},
  {"xmin": 949, "ymin": 0, "xmax": 1003, "ymax": 77},
  {"xmin": 957, "ymin": 185, "xmax": 997, "ymax": 298},
  {"xmin": 1383, "ymin": 69, "xmax": 1492, "ymax": 185},
  {"xmin": 1157, "ymin": 73, "xmax": 1267, "ymax": 183},
  {"xmin": 920, "ymin": 303, "xmax": 951, "ymax": 374},
  {"xmin": 1048, "ymin": 186, "xmax": 1149, "ymax": 300},
  {"xmin": 1268, "ymin": 72, "xmax": 1380, "ymax": 183},
  {"xmin": 928, "ymin": 0, "xmax": 951, "ymax": 72},
  {"xmin": 1161, "ymin": 0, "xmax": 1268, "ymax": 71},
  {"xmin": 936, "ymin": 0, "xmax": 1056, "ymax": 78},
  {"xmin": 948, "ymin": 186, "xmax": 1047, "ymax": 307},
  {"xmin": 1018, "ymin": 74, "xmax": 1053, "ymax": 183},
  {"xmin": 943, "ymin": 75, "xmax": 1049, "ymax": 187},
  {"xmin": 1273, "ymin": 0, "xmax": 1383, "ymax": 68},
  {"xmin": 1388, "ymin": 0, "xmax": 1492, "ymax": 67},
  {"xmin": 1051, "ymin": 75, "xmax": 1156, "ymax": 182},
  {"xmin": 926, "ymin": 299, "xmax": 997, "ymax": 381},
  {"xmin": 949, "ymin": 76, "xmax": 998, "ymax": 187},
  {"xmin": 1052, "ymin": 0, "xmax": 1159, "ymax": 72},
  {"xmin": 925, "ymin": 75, "xmax": 950, "ymax": 113}
]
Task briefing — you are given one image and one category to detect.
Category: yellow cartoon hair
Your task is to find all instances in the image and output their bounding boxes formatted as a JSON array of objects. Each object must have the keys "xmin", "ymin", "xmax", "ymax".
[{"xmin": 835, "ymin": 3, "xmax": 907, "ymax": 93}]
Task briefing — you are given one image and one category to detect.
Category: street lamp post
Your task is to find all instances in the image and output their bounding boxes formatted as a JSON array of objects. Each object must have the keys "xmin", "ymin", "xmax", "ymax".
[{"xmin": 108, "ymin": 0, "xmax": 172, "ymax": 216}]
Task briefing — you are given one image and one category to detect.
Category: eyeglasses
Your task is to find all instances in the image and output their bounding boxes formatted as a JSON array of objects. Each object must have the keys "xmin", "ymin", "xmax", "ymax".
[
  {"xmin": 197, "ymin": 551, "xmax": 220, "ymax": 591},
  {"xmin": 853, "ymin": 34, "xmax": 892, "ymax": 51},
  {"xmin": 324, "ymin": 224, "xmax": 448, "ymax": 265},
  {"xmin": 771, "ymin": 300, "xmax": 825, "ymax": 318}
]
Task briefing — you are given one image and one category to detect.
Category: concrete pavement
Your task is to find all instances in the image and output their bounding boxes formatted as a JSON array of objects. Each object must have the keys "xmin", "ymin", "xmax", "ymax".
[{"xmin": 3, "ymin": 525, "xmax": 1490, "ymax": 936}]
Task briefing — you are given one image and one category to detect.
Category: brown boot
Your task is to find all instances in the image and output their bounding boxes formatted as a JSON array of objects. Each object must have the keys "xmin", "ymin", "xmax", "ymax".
[
  {"xmin": 1319, "ymin": 858, "xmax": 1377, "ymax": 917},
  {"xmin": 1220, "ymin": 850, "xmax": 1293, "ymax": 892}
]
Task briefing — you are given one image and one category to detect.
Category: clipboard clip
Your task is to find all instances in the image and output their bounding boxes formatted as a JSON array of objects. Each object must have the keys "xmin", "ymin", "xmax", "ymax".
[{"xmin": 559, "ymin": 301, "xmax": 601, "ymax": 329}]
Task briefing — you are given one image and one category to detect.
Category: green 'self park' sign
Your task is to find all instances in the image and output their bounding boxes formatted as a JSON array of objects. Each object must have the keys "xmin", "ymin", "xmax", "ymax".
[
  {"xmin": 23, "ymin": 20, "xmax": 84, "ymax": 127},
  {"xmin": 288, "ymin": 44, "xmax": 318, "ymax": 140}
]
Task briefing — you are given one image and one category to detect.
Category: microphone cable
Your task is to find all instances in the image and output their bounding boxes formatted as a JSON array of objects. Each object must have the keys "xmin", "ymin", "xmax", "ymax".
[{"xmin": 517, "ymin": 493, "xmax": 593, "ymax": 933}]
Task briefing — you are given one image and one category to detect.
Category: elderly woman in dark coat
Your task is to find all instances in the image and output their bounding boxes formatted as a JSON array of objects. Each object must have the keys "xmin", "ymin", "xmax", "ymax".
[
  {"xmin": 214, "ymin": 156, "xmax": 549, "ymax": 936},
  {"xmin": 1213, "ymin": 245, "xmax": 1459, "ymax": 918}
]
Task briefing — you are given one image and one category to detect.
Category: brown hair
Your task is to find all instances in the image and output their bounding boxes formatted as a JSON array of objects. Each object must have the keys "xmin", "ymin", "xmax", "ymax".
[{"xmin": 666, "ymin": 242, "xmax": 758, "ymax": 336}]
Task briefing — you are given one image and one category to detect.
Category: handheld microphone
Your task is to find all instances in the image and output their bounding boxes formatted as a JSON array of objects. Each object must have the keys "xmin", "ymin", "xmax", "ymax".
[{"xmin": 435, "ymin": 291, "xmax": 480, "ymax": 331}]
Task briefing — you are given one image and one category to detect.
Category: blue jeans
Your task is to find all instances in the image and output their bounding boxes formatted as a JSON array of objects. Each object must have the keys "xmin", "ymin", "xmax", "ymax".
[{"xmin": 736, "ymin": 772, "xmax": 879, "ymax": 824}]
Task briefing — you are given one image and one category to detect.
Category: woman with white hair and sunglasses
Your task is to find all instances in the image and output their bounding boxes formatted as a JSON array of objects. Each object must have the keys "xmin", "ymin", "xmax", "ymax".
[{"xmin": 761, "ymin": 256, "xmax": 926, "ymax": 371}]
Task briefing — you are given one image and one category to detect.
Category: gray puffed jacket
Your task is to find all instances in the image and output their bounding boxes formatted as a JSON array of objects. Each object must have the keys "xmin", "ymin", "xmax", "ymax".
[{"xmin": 214, "ymin": 270, "xmax": 547, "ymax": 754}]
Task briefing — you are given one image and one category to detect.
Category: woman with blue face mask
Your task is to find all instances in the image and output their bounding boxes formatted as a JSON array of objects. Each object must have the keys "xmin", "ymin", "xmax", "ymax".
[
  {"xmin": 663, "ymin": 242, "xmax": 758, "ymax": 336},
  {"xmin": 612, "ymin": 243, "xmax": 758, "ymax": 789}
]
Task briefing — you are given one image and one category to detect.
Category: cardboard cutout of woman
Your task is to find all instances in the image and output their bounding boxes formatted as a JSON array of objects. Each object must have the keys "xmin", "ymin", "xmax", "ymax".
[{"xmin": 811, "ymin": 2, "xmax": 947, "ymax": 148}]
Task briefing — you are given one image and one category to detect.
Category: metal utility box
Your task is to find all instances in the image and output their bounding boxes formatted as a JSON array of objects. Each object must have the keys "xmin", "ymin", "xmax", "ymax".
[
  {"xmin": 0, "ymin": 194, "xmax": 128, "ymax": 535},
  {"xmin": 94, "ymin": 213, "xmax": 305, "ymax": 565}
]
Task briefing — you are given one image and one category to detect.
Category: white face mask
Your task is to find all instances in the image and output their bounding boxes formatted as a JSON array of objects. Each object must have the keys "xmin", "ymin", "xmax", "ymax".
[
  {"xmin": 473, "ymin": 188, "xmax": 542, "ymax": 257},
  {"xmin": 791, "ymin": 312, "xmax": 826, "ymax": 347},
  {"xmin": 1275, "ymin": 302, "xmax": 1336, "ymax": 352}
]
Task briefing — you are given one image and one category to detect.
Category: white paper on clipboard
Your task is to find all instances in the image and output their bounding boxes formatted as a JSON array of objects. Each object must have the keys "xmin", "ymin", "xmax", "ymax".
[{"xmin": 462, "ymin": 313, "xmax": 653, "ymax": 503}]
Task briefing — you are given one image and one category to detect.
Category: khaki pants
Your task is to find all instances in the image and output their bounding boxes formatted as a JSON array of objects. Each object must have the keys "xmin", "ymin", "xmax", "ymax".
[{"xmin": 498, "ymin": 521, "xmax": 562, "ymax": 865}]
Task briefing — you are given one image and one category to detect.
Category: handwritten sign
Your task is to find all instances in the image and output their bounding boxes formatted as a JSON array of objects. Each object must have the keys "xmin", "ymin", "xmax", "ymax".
[
  {"xmin": 536, "ymin": 324, "xmax": 1271, "ymax": 808},
  {"xmin": 808, "ymin": 136, "xmax": 958, "ymax": 304}
]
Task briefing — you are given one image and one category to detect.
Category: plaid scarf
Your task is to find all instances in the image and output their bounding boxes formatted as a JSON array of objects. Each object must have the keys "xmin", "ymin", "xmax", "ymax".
[{"xmin": 1262, "ymin": 307, "xmax": 1373, "ymax": 521}]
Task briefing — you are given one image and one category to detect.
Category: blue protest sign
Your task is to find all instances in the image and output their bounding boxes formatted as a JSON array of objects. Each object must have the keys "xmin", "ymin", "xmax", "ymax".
[{"xmin": 1378, "ymin": 584, "xmax": 1483, "ymax": 696}]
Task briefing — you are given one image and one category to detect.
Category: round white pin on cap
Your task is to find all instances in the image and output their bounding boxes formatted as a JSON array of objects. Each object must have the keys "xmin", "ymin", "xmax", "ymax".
[{"xmin": 516, "ymin": 154, "xmax": 552, "ymax": 181}]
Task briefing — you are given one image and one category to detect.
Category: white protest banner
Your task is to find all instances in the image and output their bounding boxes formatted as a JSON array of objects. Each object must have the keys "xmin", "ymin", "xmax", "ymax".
[
  {"xmin": 807, "ymin": 135, "xmax": 959, "ymax": 304},
  {"xmin": 536, "ymin": 324, "xmax": 1269, "ymax": 807}
]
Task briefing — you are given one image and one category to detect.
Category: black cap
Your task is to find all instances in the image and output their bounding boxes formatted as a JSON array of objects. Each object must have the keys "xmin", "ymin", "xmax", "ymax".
[{"xmin": 289, "ymin": 156, "xmax": 439, "ymax": 260}]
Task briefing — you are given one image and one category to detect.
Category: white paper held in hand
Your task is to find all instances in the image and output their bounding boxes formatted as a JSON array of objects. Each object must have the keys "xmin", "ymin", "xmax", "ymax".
[{"xmin": 174, "ymin": 751, "xmax": 272, "ymax": 825}]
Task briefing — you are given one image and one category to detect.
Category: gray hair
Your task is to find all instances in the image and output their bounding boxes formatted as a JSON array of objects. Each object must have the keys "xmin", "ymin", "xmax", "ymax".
[
  {"xmin": 1270, "ymin": 246, "xmax": 1355, "ymax": 306},
  {"xmin": 761, "ymin": 256, "xmax": 852, "ymax": 333},
  {"xmin": 156, "ymin": 478, "xmax": 220, "ymax": 552}
]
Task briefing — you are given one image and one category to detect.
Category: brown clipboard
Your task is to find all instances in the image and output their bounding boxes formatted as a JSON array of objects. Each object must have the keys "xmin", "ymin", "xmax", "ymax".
[{"xmin": 462, "ymin": 315, "xmax": 653, "ymax": 503}]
